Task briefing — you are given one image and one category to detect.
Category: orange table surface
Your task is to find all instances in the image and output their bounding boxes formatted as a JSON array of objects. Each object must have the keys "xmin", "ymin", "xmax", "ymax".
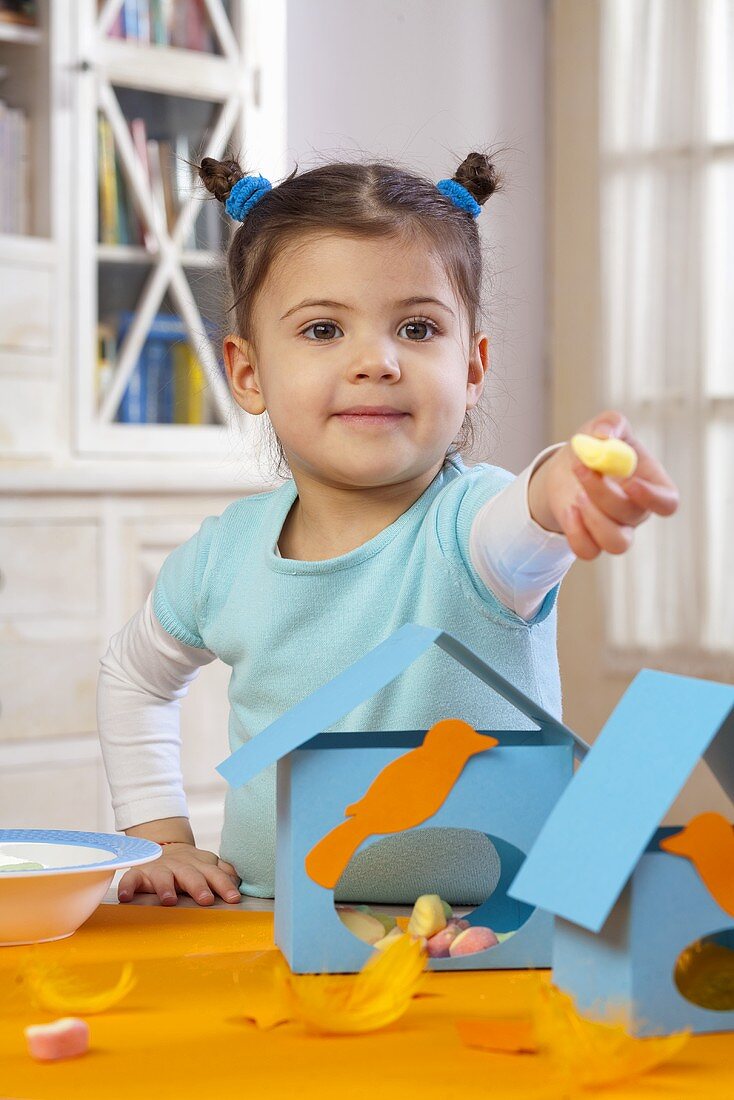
[{"xmin": 1, "ymin": 904, "xmax": 733, "ymax": 1100}]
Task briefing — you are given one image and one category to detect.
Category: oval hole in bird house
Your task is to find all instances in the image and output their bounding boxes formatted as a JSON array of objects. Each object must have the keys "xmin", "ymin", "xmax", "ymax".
[
  {"xmin": 331, "ymin": 827, "xmax": 534, "ymax": 957},
  {"xmin": 674, "ymin": 927, "xmax": 734, "ymax": 1011}
]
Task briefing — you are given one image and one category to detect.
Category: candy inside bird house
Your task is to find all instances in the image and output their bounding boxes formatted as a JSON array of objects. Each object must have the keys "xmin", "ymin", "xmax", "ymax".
[
  {"xmin": 509, "ymin": 668, "xmax": 734, "ymax": 1036},
  {"xmin": 217, "ymin": 623, "xmax": 588, "ymax": 974}
]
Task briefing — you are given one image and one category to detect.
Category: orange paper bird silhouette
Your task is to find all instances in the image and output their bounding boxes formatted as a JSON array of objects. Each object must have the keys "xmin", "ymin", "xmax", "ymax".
[
  {"xmin": 659, "ymin": 812, "xmax": 734, "ymax": 917},
  {"xmin": 305, "ymin": 719, "xmax": 498, "ymax": 889}
]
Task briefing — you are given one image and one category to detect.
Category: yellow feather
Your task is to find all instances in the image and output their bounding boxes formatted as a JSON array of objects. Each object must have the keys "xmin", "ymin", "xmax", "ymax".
[
  {"xmin": 534, "ymin": 983, "xmax": 689, "ymax": 1088},
  {"xmin": 24, "ymin": 961, "xmax": 137, "ymax": 1014},
  {"xmin": 284, "ymin": 933, "xmax": 427, "ymax": 1034}
]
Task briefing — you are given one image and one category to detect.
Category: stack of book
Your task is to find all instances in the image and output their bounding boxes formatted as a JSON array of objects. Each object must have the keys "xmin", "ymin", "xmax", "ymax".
[
  {"xmin": 97, "ymin": 313, "xmax": 216, "ymax": 425},
  {"xmin": 108, "ymin": 0, "xmax": 217, "ymax": 52},
  {"xmin": 0, "ymin": 2, "xmax": 37, "ymax": 27},
  {"xmin": 0, "ymin": 98, "xmax": 30, "ymax": 234},
  {"xmin": 97, "ymin": 115, "xmax": 222, "ymax": 251}
]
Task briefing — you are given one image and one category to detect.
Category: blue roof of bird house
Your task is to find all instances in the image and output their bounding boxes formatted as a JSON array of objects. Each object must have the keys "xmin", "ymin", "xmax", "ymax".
[
  {"xmin": 509, "ymin": 669, "xmax": 734, "ymax": 933},
  {"xmin": 216, "ymin": 622, "xmax": 589, "ymax": 789}
]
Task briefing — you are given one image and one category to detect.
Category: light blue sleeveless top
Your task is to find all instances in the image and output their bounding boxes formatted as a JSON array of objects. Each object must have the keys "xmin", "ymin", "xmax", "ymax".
[{"xmin": 153, "ymin": 454, "xmax": 565, "ymax": 903}]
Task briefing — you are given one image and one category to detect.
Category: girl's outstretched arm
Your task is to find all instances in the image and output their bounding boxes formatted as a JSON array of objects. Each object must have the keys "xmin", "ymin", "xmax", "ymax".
[{"xmin": 469, "ymin": 442, "xmax": 577, "ymax": 621}]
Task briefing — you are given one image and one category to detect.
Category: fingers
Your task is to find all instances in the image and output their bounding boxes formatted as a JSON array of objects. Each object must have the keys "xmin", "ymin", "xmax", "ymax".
[
  {"xmin": 582, "ymin": 409, "xmax": 680, "ymax": 514},
  {"xmin": 143, "ymin": 865, "xmax": 179, "ymax": 905},
  {"xmin": 620, "ymin": 474, "xmax": 679, "ymax": 517},
  {"xmin": 119, "ymin": 851, "xmax": 241, "ymax": 907},
  {"xmin": 562, "ymin": 502, "xmax": 601, "ymax": 560},
  {"xmin": 572, "ymin": 462, "xmax": 650, "ymax": 527},
  {"xmin": 170, "ymin": 866, "xmax": 216, "ymax": 905},
  {"xmin": 563, "ymin": 494, "xmax": 634, "ymax": 560},
  {"xmin": 118, "ymin": 867, "xmax": 177, "ymax": 905},
  {"xmin": 118, "ymin": 868, "xmax": 149, "ymax": 903},
  {"xmin": 166, "ymin": 864, "xmax": 241, "ymax": 905},
  {"xmin": 206, "ymin": 866, "xmax": 242, "ymax": 904},
  {"xmin": 576, "ymin": 491, "xmax": 634, "ymax": 557}
]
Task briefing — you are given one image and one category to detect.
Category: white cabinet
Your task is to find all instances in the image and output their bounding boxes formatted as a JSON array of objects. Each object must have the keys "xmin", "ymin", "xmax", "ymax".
[
  {"xmin": 0, "ymin": 494, "xmax": 237, "ymax": 849},
  {"xmin": 0, "ymin": 1, "xmax": 286, "ymax": 851}
]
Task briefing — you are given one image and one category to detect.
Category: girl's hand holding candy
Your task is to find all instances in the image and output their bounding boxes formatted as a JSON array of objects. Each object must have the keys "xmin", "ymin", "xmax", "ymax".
[
  {"xmin": 527, "ymin": 410, "xmax": 679, "ymax": 560},
  {"xmin": 117, "ymin": 842, "xmax": 241, "ymax": 907}
]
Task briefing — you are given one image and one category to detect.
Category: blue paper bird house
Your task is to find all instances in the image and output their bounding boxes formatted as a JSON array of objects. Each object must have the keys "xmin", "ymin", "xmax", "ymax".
[
  {"xmin": 217, "ymin": 623, "xmax": 587, "ymax": 974},
  {"xmin": 510, "ymin": 668, "xmax": 734, "ymax": 1036}
]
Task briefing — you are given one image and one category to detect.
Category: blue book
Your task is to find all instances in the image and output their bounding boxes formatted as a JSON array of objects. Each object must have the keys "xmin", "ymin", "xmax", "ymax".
[
  {"xmin": 122, "ymin": 0, "xmax": 138, "ymax": 40},
  {"xmin": 115, "ymin": 311, "xmax": 220, "ymax": 423},
  {"xmin": 117, "ymin": 357, "xmax": 147, "ymax": 423},
  {"xmin": 142, "ymin": 339, "xmax": 171, "ymax": 423},
  {"xmin": 119, "ymin": 311, "xmax": 188, "ymax": 342}
]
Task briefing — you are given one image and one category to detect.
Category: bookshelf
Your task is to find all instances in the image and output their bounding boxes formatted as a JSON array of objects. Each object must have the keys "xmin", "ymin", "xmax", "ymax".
[
  {"xmin": 75, "ymin": 0, "xmax": 286, "ymax": 455},
  {"xmin": 0, "ymin": 1, "xmax": 286, "ymax": 843},
  {"xmin": 0, "ymin": 2, "xmax": 50, "ymax": 238},
  {"xmin": 0, "ymin": 0, "xmax": 286, "ymax": 464}
]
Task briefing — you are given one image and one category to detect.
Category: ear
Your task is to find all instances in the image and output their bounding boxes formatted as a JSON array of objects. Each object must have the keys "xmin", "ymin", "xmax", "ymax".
[
  {"xmin": 222, "ymin": 334, "xmax": 266, "ymax": 415},
  {"xmin": 466, "ymin": 332, "xmax": 489, "ymax": 411}
]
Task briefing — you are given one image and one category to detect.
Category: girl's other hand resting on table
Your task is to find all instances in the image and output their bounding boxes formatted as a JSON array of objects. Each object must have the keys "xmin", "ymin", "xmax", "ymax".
[
  {"xmin": 118, "ymin": 842, "xmax": 242, "ymax": 906},
  {"xmin": 527, "ymin": 409, "xmax": 679, "ymax": 558}
]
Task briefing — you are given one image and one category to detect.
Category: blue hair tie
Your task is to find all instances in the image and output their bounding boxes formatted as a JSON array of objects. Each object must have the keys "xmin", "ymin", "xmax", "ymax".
[
  {"xmin": 436, "ymin": 178, "xmax": 481, "ymax": 219},
  {"xmin": 225, "ymin": 174, "xmax": 272, "ymax": 221}
]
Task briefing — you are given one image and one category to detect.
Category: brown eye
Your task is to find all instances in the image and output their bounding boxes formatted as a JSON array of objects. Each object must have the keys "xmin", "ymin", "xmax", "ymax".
[
  {"xmin": 399, "ymin": 319, "xmax": 439, "ymax": 341},
  {"xmin": 302, "ymin": 322, "xmax": 342, "ymax": 341}
]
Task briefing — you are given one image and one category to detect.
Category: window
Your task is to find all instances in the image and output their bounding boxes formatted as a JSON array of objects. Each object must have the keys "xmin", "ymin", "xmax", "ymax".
[{"xmin": 599, "ymin": 0, "xmax": 733, "ymax": 672}]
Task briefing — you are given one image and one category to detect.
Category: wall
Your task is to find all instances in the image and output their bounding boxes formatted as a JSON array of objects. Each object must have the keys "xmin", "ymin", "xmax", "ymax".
[{"xmin": 285, "ymin": 0, "xmax": 548, "ymax": 474}]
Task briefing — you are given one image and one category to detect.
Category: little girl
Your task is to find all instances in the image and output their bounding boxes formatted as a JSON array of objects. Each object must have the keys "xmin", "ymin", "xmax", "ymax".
[{"xmin": 97, "ymin": 151, "xmax": 678, "ymax": 908}]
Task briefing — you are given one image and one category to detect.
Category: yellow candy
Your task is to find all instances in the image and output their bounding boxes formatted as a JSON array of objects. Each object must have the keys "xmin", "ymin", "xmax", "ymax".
[
  {"xmin": 373, "ymin": 927, "xmax": 405, "ymax": 951},
  {"xmin": 407, "ymin": 894, "xmax": 448, "ymax": 939},
  {"xmin": 337, "ymin": 908, "xmax": 386, "ymax": 945},
  {"xmin": 355, "ymin": 905, "xmax": 397, "ymax": 935},
  {"xmin": 570, "ymin": 433, "xmax": 637, "ymax": 479}
]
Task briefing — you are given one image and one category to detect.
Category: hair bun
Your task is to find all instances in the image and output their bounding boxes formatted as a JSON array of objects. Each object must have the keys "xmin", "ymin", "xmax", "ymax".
[
  {"xmin": 453, "ymin": 152, "xmax": 502, "ymax": 207},
  {"xmin": 199, "ymin": 157, "xmax": 246, "ymax": 203}
]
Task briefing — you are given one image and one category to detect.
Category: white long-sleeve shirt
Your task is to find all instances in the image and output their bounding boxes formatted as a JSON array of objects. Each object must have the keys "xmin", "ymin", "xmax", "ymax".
[{"xmin": 98, "ymin": 444, "xmax": 575, "ymax": 831}]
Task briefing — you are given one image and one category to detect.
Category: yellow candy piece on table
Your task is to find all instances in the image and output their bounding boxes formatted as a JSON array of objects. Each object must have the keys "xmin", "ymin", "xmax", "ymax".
[
  {"xmin": 407, "ymin": 894, "xmax": 447, "ymax": 939},
  {"xmin": 570, "ymin": 433, "xmax": 638, "ymax": 479}
]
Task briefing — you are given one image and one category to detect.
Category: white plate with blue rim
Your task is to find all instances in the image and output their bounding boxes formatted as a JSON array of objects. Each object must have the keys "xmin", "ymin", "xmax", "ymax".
[{"xmin": 0, "ymin": 829, "xmax": 162, "ymax": 946}]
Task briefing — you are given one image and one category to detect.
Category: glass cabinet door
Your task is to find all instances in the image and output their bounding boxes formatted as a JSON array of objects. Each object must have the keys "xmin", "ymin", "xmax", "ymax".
[{"xmin": 77, "ymin": 0, "xmax": 255, "ymax": 453}]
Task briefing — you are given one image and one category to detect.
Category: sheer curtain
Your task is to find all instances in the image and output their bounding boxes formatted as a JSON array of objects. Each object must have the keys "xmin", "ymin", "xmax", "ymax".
[{"xmin": 599, "ymin": 0, "xmax": 733, "ymax": 671}]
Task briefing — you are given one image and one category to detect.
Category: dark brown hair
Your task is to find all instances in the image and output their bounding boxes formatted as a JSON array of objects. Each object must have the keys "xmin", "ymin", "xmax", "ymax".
[{"xmin": 199, "ymin": 151, "xmax": 503, "ymax": 479}]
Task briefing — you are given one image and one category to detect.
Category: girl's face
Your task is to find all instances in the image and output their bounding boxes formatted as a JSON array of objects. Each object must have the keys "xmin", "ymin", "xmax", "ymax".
[{"xmin": 224, "ymin": 232, "xmax": 487, "ymax": 489}]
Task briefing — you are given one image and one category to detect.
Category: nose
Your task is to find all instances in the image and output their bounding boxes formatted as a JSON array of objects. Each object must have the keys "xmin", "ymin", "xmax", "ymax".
[{"xmin": 348, "ymin": 339, "xmax": 401, "ymax": 381}]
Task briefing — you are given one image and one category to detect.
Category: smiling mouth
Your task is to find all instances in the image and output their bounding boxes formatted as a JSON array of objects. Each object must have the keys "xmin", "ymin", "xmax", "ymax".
[{"xmin": 336, "ymin": 412, "xmax": 408, "ymax": 425}]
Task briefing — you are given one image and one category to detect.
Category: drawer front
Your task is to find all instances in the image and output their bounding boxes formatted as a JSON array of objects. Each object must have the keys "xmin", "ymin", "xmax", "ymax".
[
  {"xmin": 0, "ymin": 376, "xmax": 59, "ymax": 457},
  {"xmin": 0, "ymin": 521, "xmax": 98, "ymax": 617},
  {"xmin": 0, "ymin": 262, "xmax": 54, "ymax": 352},
  {"xmin": 0, "ymin": 621, "xmax": 99, "ymax": 740}
]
